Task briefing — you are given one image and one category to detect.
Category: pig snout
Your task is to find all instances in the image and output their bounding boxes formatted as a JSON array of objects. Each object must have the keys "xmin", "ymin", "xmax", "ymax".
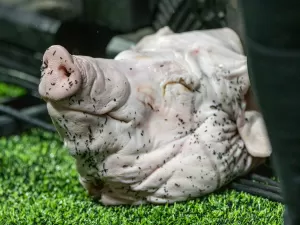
[{"xmin": 39, "ymin": 45, "xmax": 82, "ymax": 101}]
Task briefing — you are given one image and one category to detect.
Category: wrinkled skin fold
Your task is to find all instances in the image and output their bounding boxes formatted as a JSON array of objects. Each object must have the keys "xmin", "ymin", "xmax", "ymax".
[{"xmin": 38, "ymin": 26, "xmax": 271, "ymax": 205}]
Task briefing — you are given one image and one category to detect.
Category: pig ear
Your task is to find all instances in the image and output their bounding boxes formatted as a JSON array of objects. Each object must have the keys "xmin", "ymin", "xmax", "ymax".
[
  {"xmin": 134, "ymin": 26, "xmax": 174, "ymax": 50},
  {"xmin": 237, "ymin": 111, "xmax": 272, "ymax": 158},
  {"xmin": 155, "ymin": 26, "xmax": 174, "ymax": 35}
]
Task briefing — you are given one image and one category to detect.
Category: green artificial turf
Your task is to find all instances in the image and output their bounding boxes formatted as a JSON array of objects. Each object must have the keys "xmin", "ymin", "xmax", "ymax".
[
  {"xmin": 0, "ymin": 83, "xmax": 26, "ymax": 98},
  {"xmin": 0, "ymin": 83, "xmax": 284, "ymax": 225}
]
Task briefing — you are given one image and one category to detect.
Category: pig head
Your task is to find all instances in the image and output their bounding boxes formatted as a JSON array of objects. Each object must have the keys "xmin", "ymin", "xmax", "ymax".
[{"xmin": 39, "ymin": 27, "xmax": 271, "ymax": 205}]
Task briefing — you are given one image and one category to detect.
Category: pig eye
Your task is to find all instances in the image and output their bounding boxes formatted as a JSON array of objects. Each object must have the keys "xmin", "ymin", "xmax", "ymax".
[{"xmin": 59, "ymin": 65, "xmax": 71, "ymax": 77}]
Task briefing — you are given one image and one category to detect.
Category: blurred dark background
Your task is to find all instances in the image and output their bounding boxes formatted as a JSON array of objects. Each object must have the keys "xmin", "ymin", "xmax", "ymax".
[
  {"xmin": 0, "ymin": 0, "xmax": 229, "ymax": 82},
  {"xmin": 0, "ymin": 0, "xmax": 232, "ymax": 136},
  {"xmin": 1, "ymin": 0, "xmax": 246, "ymax": 129}
]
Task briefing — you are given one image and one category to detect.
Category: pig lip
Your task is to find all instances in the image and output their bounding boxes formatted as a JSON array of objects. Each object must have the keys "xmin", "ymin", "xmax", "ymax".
[{"xmin": 46, "ymin": 101, "xmax": 101, "ymax": 119}]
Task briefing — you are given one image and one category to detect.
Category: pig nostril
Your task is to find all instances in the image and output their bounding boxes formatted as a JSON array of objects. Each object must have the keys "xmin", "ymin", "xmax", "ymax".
[
  {"xmin": 40, "ymin": 60, "xmax": 48, "ymax": 72},
  {"xmin": 59, "ymin": 65, "xmax": 71, "ymax": 77}
]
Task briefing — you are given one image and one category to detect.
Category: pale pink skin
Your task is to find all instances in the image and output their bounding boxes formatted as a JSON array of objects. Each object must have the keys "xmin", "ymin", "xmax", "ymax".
[{"xmin": 39, "ymin": 27, "xmax": 271, "ymax": 205}]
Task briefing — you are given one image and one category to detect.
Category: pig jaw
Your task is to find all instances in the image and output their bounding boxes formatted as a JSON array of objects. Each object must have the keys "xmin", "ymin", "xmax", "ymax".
[{"xmin": 47, "ymin": 101, "xmax": 133, "ymax": 165}]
